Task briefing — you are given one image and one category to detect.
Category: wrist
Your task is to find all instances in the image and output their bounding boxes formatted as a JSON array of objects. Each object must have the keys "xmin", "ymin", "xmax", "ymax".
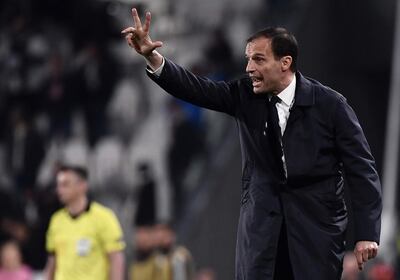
[{"xmin": 145, "ymin": 50, "xmax": 163, "ymax": 70}]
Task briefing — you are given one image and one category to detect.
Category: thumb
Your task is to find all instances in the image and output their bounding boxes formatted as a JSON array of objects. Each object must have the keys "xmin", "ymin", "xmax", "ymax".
[{"xmin": 152, "ymin": 41, "xmax": 163, "ymax": 48}]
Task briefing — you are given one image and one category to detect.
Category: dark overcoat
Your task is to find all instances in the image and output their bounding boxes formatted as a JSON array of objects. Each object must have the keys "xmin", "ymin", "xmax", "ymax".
[{"xmin": 147, "ymin": 59, "xmax": 382, "ymax": 280}]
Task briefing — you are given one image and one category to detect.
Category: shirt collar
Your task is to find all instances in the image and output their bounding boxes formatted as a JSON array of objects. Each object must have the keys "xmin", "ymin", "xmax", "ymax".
[
  {"xmin": 68, "ymin": 200, "xmax": 92, "ymax": 219},
  {"xmin": 277, "ymin": 74, "xmax": 296, "ymax": 107}
]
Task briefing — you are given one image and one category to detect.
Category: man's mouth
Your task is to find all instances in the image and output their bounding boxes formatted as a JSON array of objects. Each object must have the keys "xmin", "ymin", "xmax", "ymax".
[{"xmin": 251, "ymin": 76, "xmax": 263, "ymax": 87}]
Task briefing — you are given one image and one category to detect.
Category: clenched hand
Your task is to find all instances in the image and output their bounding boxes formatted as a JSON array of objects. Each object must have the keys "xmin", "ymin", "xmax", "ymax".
[{"xmin": 353, "ymin": 240, "xmax": 378, "ymax": 270}]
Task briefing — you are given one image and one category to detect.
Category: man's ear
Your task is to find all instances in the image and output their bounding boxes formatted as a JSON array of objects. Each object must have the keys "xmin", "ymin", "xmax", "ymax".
[{"xmin": 281, "ymin": 56, "xmax": 293, "ymax": 71}]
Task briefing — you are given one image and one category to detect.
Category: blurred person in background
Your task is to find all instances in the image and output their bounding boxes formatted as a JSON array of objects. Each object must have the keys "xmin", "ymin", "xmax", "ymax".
[
  {"xmin": 167, "ymin": 99, "xmax": 205, "ymax": 220},
  {"xmin": 41, "ymin": 51, "xmax": 74, "ymax": 139},
  {"xmin": 130, "ymin": 165, "xmax": 159, "ymax": 280},
  {"xmin": 5, "ymin": 106, "xmax": 45, "ymax": 192},
  {"xmin": 122, "ymin": 9, "xmax": 382, "ymax": 280},
  {"xmin": 131, "ymin": 173, "xmax": 194, "ymax": 280},
  {"xmin": 129, "ymin": 225, "xmax": 162, "ymax": 280},
  {"xmin": 130, "ymin": 224, "xmax": 194, "ymax": 280},
  {"xmin": 0, "ymin": 190, "xmax": 29, "ymax": 245},
  {"xmin": 0, "ymin": 240, "xmax": 32, "ymax": 280},
  {"xmin": 0, "ymin": 188, "xmax": 41, "ymax": 270},
  {"xmin": 44, "ymin": 165, "xmax": 125, "ymax": 280},
  {"xmin": 154, "ymin": 223, "xmax": 194, "ymax": 280},
  {"xmin": 194, "ymin": 268, "xmax": 216, "ymax": 280},
  {"xmin": 367, "ymin": 262, "xmax": 395, "ymax": 280}
]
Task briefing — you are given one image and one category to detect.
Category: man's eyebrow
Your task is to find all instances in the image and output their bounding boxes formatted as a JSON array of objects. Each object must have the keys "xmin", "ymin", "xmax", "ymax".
[
  {"xmin": 245, "ymin": 53, "xmax": 265, "ymax": 58},
  {"xmin": 253, "ymin": 53, "xmax": 265, "ymax": 57},
  {"xmin": 244, "ymin": 53, "xmax": 265, "ymax": 59}
]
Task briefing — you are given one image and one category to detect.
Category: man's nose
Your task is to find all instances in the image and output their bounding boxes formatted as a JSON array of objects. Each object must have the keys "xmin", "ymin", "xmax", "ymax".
[{"xmin": 246, "ymin": 60, "xmax": 254, "ymax": 73}]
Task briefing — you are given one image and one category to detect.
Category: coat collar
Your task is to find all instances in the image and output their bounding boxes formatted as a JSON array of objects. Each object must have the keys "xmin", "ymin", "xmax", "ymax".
[
  {"xmin": 283, "ymin": 72, "xmax": 315, "ymax": 128},
  {"xmin": 293, "ymin": 72, "xmax": 315, "ymax": 107}
]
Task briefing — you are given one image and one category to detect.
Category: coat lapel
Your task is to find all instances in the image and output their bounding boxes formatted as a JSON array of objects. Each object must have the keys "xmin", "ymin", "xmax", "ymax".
[{"xmin": 286, "ymin": 72, "xmax": 315, "ymax": 128}]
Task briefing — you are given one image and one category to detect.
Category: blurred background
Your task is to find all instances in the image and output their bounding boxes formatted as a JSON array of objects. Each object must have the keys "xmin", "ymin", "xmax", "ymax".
[{"xmin": 0, "ymin": 0, "xmax": 399, "ymax": 279}]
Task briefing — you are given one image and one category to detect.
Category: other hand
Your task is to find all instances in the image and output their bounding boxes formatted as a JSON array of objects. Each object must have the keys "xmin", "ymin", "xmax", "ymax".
[{"xmin": 353, "ymin": 240, "xmax": 378, "ymax": 270}]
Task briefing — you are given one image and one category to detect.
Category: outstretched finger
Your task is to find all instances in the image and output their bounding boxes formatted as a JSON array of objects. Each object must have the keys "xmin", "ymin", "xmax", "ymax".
[
  {"xmin": 362, "ymin": 250, "xmax": 369, "ymax": 262},
  {"xmin": 152, "ymin": 40, "xmax": 163, "ymax": 49},
  {"xmin": 354, "ymin": 251, "xmax": 363, "ymax": 270},
  {"xmin": 143, "ymin": 12, "xmax": 151, "ymax": 33},
  {"xmin": 131, "ymin": 8, "xmax": 142, "ymax": 29},
  {"xmin": 121, "ymin": 27, "xmax": 136, "ymax": 35}
]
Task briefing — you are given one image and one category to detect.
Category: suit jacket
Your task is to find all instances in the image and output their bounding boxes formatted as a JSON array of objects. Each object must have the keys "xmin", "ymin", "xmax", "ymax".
[{"xmin": 147, "ymin": 59, "xmax": 382, "ymax": 280}]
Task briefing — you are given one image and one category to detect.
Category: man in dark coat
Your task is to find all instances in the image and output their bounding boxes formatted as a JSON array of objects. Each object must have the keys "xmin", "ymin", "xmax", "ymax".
[{"xmin": 122, "ymin": 9, "xmax": 382, "ymax": 280}]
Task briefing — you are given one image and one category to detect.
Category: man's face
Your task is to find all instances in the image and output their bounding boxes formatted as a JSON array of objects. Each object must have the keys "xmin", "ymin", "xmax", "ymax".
[
  {"xmin": 135, "ymin": 226, "xmax": 155, "ymax": 252},
  {"xmin": 0, "ymin": 241, "xmax": 22, "ymax": 270},
  {"xmin": 245, "ymin": 37, "xmax": 284, "ymax": 94},
  {"xmin": 154, "ymin": 224, "xmax": 175, "ymax": 250},
  {"xmin": 56, "ymin": 171, "xmax": 85, "ymax": 205}
]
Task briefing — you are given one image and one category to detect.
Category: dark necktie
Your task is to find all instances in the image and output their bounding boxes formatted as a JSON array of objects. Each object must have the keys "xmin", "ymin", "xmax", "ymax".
[{"xmin": 267, "ymin": 95, "xmax": 284, "ymax": 176}]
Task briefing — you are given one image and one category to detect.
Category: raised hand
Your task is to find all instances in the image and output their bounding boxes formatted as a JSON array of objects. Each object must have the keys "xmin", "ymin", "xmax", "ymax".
[{"xmin": 121, "ymin": 8, "xmax": 163, "ymax": 57}]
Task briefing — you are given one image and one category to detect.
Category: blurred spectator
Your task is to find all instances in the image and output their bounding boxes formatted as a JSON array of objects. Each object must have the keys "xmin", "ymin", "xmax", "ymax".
[
  {"xmin": 129, "ymin": 226, "xmax": 163, "ymax": 280},
  {"xmin": 44, "ymin": 164, "xmax": 125, "ymax": 280},
  {"xmin": 130, "ymin": 164, "xmax": 158, "ymax": 280},
  {"xmin": 0, "ymin": 240, "xmax": 32, "ymax": 280},
  {"xmin": 195, "ymin": 268, "xmax": 216, "ymax": 280},
  {"xmin": 367, "ymin": 262, "xmax": 395, "ymax": 280},
  {"xmin": 0, "ymin": 144, "xmax": 12, "ymax": 189},
  {"xmin": 130, "ymin": 224, "xmax": 194, "ymax": 280},
  {"xmin": 154, "ymin": 223, "xmax": 194, "ymax": 280},
  {"xmin": 135, "ymin": 162, "xmax": 157, "ymax": 227},
  {"xmin": 41, "ymin": 51, "xmax": 74, "ymax": 139},
  {"xmin": 204, "ymin": 27, "xmax": 235, "ymax": 80},
  {"xmin": 132, "ymin": 177, "xmax": 193, "ymax": 280},
  {"xmin": 36, "ymin": 111, "xmax": 89, "ymax": 190},
  {"xmin": 73, "ymin": 43, "xmax": 119, "ymax": 147},
  {"xmin": 0, "ymin": 188, "xmax": 49, "ymax": 270},
  {"xmin": 168, "ymin": 99, "xmax": 205, "ymax": 221},
  {"xmin": 5, "ymin": 107, "xmax": 45, "ymax": 192},
  {"xmin": 0, "ymin": 190, "xmax": 29, "ymax": 245}
]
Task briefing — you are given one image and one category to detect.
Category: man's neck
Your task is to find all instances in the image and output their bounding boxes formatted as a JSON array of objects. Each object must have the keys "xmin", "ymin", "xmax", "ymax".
[
  {"xmin": 274, "ymin": 72, "xmax": 295, "ymax": 95},
  {"xmin": 67, "ymin": 196, "xmax": 88, "ymax": 217}
]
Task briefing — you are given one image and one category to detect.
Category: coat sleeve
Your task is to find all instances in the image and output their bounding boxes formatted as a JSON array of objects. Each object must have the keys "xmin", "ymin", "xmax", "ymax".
[
  {"xmin": 146, "ymin": 58, "xmax": 238, "ymax": 116},
  {"xmin": 333, "ymin": 96, "xmax": 382, "ymax": 244}
]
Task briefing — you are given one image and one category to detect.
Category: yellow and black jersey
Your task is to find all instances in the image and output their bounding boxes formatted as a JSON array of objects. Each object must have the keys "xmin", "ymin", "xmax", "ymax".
[{"xmin": 46, "ymin": 201, "xmax": 125, "ymax": 280}]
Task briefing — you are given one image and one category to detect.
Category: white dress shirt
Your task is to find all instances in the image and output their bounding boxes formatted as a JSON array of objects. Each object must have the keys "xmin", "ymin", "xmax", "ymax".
[
  {"xmin": 146, "ymin": 57, "xmax": 165, "ymax": 76},
  {"xmin": 275, "ymin": 74, "xmax": 296, "ymax": 135}
]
